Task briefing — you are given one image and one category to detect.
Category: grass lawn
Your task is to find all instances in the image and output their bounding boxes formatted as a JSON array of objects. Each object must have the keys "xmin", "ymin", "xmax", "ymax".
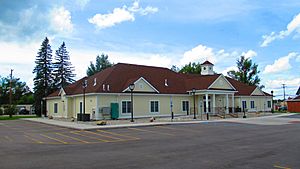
[{"xmin": 0, "ymin": 115, "xmax": 37, "ymax": 120}]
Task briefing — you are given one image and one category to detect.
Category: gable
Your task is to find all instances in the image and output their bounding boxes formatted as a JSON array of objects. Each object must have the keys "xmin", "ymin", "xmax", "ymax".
[
  {"xmin": 123, "ymin": 77, "xmax": 159, "ymax": 93},
  {"xmin": 251, "ymin": 87, "xmax": 265, "ymax": 96},
  {"xmin": 208, "ymin": 75, "xmax": 235, "ymax": 90}
]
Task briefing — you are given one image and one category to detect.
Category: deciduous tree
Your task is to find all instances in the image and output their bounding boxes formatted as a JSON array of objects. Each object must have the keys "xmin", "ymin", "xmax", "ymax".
[
  {"xmin": 227, "ymin": 56, "xmax": 262, "ymax": 87},
  {"xmin": 86, "ymin": 54, "xmax": 112, "ymax": 76}
]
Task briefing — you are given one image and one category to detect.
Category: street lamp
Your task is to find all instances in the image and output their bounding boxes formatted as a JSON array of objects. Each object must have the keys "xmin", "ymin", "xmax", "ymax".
[
  {"xmin": 192, "ymin": 88, "xmax": 196, "ymax": 119},
  {"xmin": 82, "ymin": 79, "xmax": 87, "ymax": 121},
  {"xmin": 271, "ymin": 90, "xmax": 274, "ymax": 113},
  {"xmin": 129, "ymin": 83, "xmax": 135, "ymax": 122}
]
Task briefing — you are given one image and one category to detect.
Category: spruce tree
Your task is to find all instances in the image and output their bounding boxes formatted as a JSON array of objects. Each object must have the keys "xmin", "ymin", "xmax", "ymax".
[
  {"xmin": 53, "ymin": 42, "xmax": 75, "ymax": 88},
  {"xmin": 32, "ymin": 37, "xmax": 53, "ymax": 116}
]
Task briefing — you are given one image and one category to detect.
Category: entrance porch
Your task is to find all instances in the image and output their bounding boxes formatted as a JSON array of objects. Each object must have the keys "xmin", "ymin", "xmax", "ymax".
[{"xmin": 189, "ymin": 90, "xmax": 237, "ymax": 116}]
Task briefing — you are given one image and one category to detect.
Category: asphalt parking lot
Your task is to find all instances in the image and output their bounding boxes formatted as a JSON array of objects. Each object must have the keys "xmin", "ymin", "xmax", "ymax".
[{"xmin": 0, "ymin": 116, "xmax": 300, "ymax": 169}]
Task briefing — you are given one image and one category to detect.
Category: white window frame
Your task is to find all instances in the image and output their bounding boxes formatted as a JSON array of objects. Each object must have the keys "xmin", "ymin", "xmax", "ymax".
[
  {"xmin": 121, "ymin": 100, "xmax": 132, "ymax": 114},
  {"xmin": 182, "ymin": 100, "xmax": 189, "ymax": 112},
  {"xmin": 267, "ymin": 101, "xmax": 271, "ymax": 108},
  {"xmin": 250, "ymin": 101, "xmax": 255, "ymax": 109},
  {"xmin": 54, "ymin": 103, "xmax": 58, "ymax": 113},
  {"xmin": 149, "ymin": 100, "xmax": 160, "ymax": 113}
]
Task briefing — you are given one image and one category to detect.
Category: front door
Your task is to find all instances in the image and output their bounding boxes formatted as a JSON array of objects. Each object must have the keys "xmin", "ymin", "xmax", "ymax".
[{"xmin": 203, "ymin": 101, "xmax": 211, "ymax": 113}]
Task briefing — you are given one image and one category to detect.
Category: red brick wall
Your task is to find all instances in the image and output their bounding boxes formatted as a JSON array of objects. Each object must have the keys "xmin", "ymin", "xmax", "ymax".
[{"xmin": 287, "ymin": 101, "xmax": 300, "ymax": 112}]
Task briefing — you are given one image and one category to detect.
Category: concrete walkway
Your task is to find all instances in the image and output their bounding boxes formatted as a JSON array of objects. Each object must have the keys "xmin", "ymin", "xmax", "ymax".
[{"xmin": 21, "ymin": 113, "xmax": 297, "ymax": 130}]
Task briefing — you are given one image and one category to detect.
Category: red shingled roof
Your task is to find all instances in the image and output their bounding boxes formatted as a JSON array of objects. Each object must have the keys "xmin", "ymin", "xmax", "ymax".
[
  {"xmin": 47, "ymin": 63, "xmax": 270, "ymax": 97},
  {"xmin": 201, "ymin": 61, "xmax": 214, "ymax": 65}
]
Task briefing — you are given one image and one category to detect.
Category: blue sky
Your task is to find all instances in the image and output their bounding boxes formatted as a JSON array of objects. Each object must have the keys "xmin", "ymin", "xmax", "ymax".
[{"xmin": 0, "ymin": 0, "xmax": 300, "ymax": 99}]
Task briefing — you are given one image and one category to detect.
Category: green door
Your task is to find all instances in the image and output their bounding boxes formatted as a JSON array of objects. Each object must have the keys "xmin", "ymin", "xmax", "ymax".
[{"xmin": 110, "ymin": 103, "xmax": 119, "ymax": 119}]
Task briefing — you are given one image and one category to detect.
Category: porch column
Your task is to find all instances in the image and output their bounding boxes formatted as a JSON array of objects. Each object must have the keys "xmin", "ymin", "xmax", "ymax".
[
  {"xmin": 232, "ymin": 94, "xmax": 234, "ymax": 113},
  {"xmin": 226, "ymin": 94, "xmax": 229, "ymax": 114},
  {"xmin": 95, "ymin": 95, "xmax": 99, "ymax": 120},
  {"xmin": 213, "ymin": 94, "xmax": 216, "ymax": 114},
  {"xmin": 205, "ymin": 93, "xmax": 209, "ymax": 114}
]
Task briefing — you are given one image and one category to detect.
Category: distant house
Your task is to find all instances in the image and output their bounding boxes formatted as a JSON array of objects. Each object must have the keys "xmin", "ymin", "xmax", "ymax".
[
  {"xmin": 46, "ymin": 61, "xmax": 273, "ymax": 120},
  {"xmin": 287, "ymin": 87, "xmax": 300, "ymax": 113}
]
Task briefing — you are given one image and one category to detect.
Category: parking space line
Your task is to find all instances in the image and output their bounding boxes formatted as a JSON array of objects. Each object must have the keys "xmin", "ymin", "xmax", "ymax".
[
  {"xmin": 70, "ymin": 131, "xmax": 110, "ymax": 142},
  {"xmin": 84, "ymin": 131, "xmax": 122, "ymax": 140},
  {"xmin": 273, "ymin": 165, "xmax": 291, "ymax": 169},
  {"xmin": 55, "ymin": 132, "xmax": 90, "ymax": 144},
  {"xmin": 128, "ymin": 127, "xmax": 175, "ymax": 136},
  {"xmin": 40, "ymin": 134, "xmax": 68, "ymax": 144},
  {"xmin": 96, "ymin": 130, "xmax": 140, "ymax": 140},
  {"xmin": 24, "ymin": 135, "xmax": 43, "ymax": 144},
  {"xmin": 4, "ymin": 136, "xmax": 13, "ymax": 142}
]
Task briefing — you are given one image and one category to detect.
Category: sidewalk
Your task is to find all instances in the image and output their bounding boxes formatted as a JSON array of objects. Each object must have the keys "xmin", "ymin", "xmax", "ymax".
[{"xmin": 21, "ymin": 113, "xmax": 295, "ymax": 130}]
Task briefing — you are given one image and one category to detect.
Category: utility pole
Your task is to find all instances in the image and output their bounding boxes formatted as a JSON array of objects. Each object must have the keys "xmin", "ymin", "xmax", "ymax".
[
  {"xmin": 9, "ymin": 69, "xmax": 13, "ymax": 105},
  {"xmin": 282, "ymin": 84, "xmax": 286, "ymax": 101},
  {"xmin": 9, "ymin": 69, "xmax": 13, "ymax": 118}
]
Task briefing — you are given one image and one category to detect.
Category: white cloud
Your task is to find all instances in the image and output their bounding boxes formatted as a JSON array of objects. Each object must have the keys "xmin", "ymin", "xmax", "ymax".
[
  {"xmin": 128, "ymin": 1, "xmax": 158, "ymax": 15},
  {"xmin": 88, "ymin": 7, "xmax": 135, "ymax": 29},
  {"xmin": 263, "ymin": 52, "xmax": 298, "ymax": 74},
  {"xmin": 242, "ymin": 50, "xmax": 257, "ymax": 59},
  {"xmin": 221, "ymin": 66, "xmax": 238, "ymax": 76},
  {"xmin": 296, "ymin": 55, "xmax": 300, "ymax": 62},
  {"xmin": 88, "ymin": 1, "xmax": 158, "ymax": 29},
  {"xmin": 0, "ymin": 41, "xmax": 40, "ymax": 90},
  {"xmin": 180, "ymin": 44, "xmax": 256, "ymax": 66},
  {"xmin": 261, "ymin": 13, "xmax": 300, "ymax": 47},
  {"xmin": 50, "ymin": 7, "xmax": 73, "ymax": 33},
  {"xmin": 76, "ymin": 0, "xmax": 90, "ymax": 9},
  {"xmin": 265, "ymin": 78, "xmax": 300, "ymax": 89},
  {"xmin": 180, "ymin": 45, "xmax": 216, "ymax": 65}
]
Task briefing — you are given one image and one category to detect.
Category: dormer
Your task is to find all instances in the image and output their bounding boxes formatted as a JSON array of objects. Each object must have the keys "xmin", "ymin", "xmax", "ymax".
[{"xmin": 201, "ymin": 61, "xmax": 214, "ymax": 75}]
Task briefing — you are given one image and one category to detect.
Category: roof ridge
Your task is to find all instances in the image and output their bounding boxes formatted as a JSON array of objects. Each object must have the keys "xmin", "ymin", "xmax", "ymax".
[{"xmin": 116, "ymin": 62, "xmax": 170, "ymax": 70}]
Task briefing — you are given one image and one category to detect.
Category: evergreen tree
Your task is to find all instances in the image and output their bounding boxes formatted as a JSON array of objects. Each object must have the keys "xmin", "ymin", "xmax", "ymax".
[
  {"xmin": 227, "ymin": 56, "xmax": 262, "ymax": 87},
  {"xmin": 32, "ymin": 37, "xmax": 53, "ymax": 116},
  {"xmin": 179, "ymin": 62, "xmax": 201, "ymax": 74},
  {"xmin": 86, "ymin": 54, "xmax": 112, "ymax": 76},
  {"xmin": 170, "ymin": 65, "xmax": 179, "ymax": 72},
  {"xmin": 53, "ymin": 42, "xmax": 75, "ymax": 88}
]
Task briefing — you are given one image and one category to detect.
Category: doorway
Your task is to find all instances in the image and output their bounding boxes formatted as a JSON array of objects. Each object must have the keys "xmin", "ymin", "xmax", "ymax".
[{"xmin": 203, "ymin": 101, "xmax": 211, "ymax": 113}]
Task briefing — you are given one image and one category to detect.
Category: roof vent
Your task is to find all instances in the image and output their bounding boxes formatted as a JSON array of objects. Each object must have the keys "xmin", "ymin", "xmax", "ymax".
[
  {"xmin": 107, "ymin": 85, "xmax": 110, "ymax": 91},
  {"xmin": 93, "ymin": 78, "xmax": 97, "ymax": 86},
  {"xmin": 165, "ymin": 79, "xmax": 168, "ymax": 87},
  {"xmin": 102, "ymin": 84, "xmax": 106, "ymax": 91}
]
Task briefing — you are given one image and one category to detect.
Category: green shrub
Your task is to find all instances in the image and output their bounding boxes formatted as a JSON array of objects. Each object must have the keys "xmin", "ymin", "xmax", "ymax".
[
  {"xmin": 4, "ymin": 105, "xmax": 17, "ymax": 118},
  {"xmin": 0, "ymin": 108, "xmax": 3, "ymax": 115}
]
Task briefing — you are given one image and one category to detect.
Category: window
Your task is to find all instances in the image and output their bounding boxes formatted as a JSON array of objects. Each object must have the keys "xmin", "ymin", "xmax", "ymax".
[
  {"xmin": 122, "ymin": 101, "xmax": 131, "ymax": 114},
  {"xmin": 150, "ymin": 101, "xmax": 159, "ymax": 113},
  {"xmin": 79, "ymin": 102, "xmax": 83, "ymax": 113},
  {"xmin": 182, "ymin": 101, "xmax": 189, "ymax": 112},
  {"xmin": 203, "ymin": 67, "xmax": 206, "ymax": 70},
  {"xmin": 203, "ymin": 96, "xmax": 211, "ymax": 99},
  {"xmin": 267, "ymin": 101, "xmax": 271, "ymax": 108},
  {"xmin": 242, "ymin": 101, "xmax": 247, "ymax": 109},
  {"xmin": 250, "ymin": 101, "xmax": 255, "ymax": 109},
  {"xmin": 54, "ymin": 103, "xmax": 58, "ymax": 113}
]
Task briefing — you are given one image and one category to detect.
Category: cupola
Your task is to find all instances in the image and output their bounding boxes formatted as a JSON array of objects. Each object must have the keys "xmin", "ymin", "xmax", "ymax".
[{"xmin": 200, "ymin": 61, "xmax": 214, "ymax": 75}]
